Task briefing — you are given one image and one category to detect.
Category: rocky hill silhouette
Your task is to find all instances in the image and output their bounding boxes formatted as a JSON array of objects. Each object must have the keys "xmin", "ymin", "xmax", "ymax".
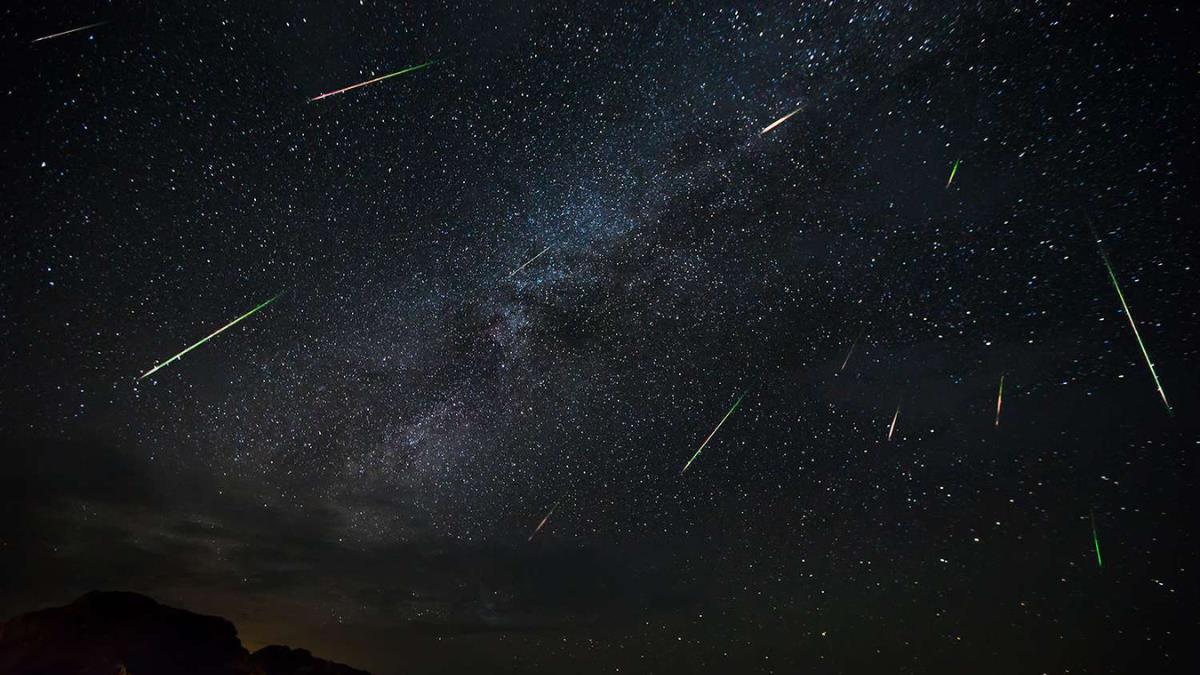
[{"xmin": 0, "ymin": 591, "xmax": 368, "ymax": 675}]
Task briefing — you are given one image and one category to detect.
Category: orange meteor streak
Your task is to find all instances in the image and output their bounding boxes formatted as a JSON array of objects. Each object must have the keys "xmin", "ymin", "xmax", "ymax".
[{"xmin": 528, "ymin": 501, "xmax": 559, "ymax": 542}]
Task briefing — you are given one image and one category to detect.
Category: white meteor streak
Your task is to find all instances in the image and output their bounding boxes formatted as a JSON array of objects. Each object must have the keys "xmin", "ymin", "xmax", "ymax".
[
  {"xmin": 508, "ymin": 245, "xmax": 551, "ymax": 278},
  {"xmin": 32, "ymin": 21, "xmax": 108, "ymax": 43},
  {"xmin": 840, "ymin": 329, "xmax": 864, "ymax": 372},
  {"xmin": 887, "ymin": 405, "xmax": 900, "ymax": 442},
  {"xmin": 760, "ymin": 106, "xmax": 803, "ymax": 135}
]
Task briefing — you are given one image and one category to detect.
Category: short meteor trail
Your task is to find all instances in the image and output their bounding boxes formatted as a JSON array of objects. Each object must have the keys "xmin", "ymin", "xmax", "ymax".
[
  {"xmin": 139, "ymin": 293, "xmax": 282, "ymax": 380},
  {"xmin": 887, "ymin": 405, "xmax": 900, "ymax": 442},
  {"xmin": 840, "ymin": 329, "xmax": 864, "ymax": 372},
  {"xmin": 528, "ymin": 501, "xmax": 559, "ymax": 542},
  {"xmin": 994, "ymin": 374, "xmax": 1005, "ymax": 427},
  {"xmin": 1096, "ymin": 240, "xmax": 1170, "ymax": 412},
  {"xmin": 1090, "ymin": 511, "xmax": 1103, "ymax": 568},
  {"xmin": 508, "ymin": 245, "xmax": 551, "ymax": 278},
  {"xmin": 31, "ymin": 21, "xmax": 108, "ymax": 43},
  {"xmin": 309, "ymin": 60, "xmax": 436, "ymax": 102},
  {"xmin": 681, "ymin": 393, "xmax": 746, "ymax": 474},
  {"xmin": 760, "ymin": 105, "xmax": 803, "ymax": 135},
  {"xmin": 945, "ymin": 159, "xmax": 960, "ymax": 188}
]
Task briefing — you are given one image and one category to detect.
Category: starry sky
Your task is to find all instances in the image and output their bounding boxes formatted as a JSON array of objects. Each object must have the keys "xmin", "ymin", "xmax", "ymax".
[{"xmin": 1, "ymin": 1, "xmax": 1197, "ymax": 673}]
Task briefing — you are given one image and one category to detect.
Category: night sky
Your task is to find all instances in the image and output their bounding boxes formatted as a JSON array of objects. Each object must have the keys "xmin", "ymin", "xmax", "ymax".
[{"xmin": 2, "ymin": 2, "xmax": 1197, "ymax": 673}]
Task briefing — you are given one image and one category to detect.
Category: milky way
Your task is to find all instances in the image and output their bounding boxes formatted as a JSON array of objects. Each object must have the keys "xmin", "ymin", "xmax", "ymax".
[{"xmin": 2, "ymin": 2, "xmax": 1196, "ymax": 674}]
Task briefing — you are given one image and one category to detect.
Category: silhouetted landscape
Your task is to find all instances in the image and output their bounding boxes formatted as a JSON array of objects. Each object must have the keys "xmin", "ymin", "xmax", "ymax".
[{"xmin": 0, "ymin": 592, "xmax": 369, "ymax": 675}]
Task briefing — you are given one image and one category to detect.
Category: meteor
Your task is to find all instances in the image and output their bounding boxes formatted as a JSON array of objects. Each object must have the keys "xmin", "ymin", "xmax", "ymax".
[
  {"xmin": 1090, "ymin": 511, "xmax": 1103, "ymax": 568},
  {"xmin": 508, "ymin": 245, "xmax": 551, "ymax": 278},
  {"xmin": 31, "ymin": 21, "xmax": 108, "ymax": 43},
  {"xmin": 760, "ymin": 105, "xmax": 803, "ymax": 135},
  {"xmin": 528, "ymin": 501, "xmax": 559, "ymax": 542},
  {"xmin": 681, "ymin": 393, "xmax": 746, "ymax": 474},
  {"xmin": 887, "ymin": 405, "xmax": 900, "ymax": 442},
  {"xmin": 994, "ymin": 375, "xmax": 1004, "ymax": 427},
  {"xmin": 840, "ymin": 329, "xmax": 864, "ymax": 372},
  {"xmin": 1096, "ymin": 240, "xmax": 1170, "ymax": 412},
  {"xmin": 139, "ymin": 293, "xmax": 282, "ymax": 380},
  {"xmin": 945, "ymin": 159, "xmax": 960, "ymax": 188},
  {"xmin": 309, "ymin": 60, "xmax": 436, "ymax": 102}
]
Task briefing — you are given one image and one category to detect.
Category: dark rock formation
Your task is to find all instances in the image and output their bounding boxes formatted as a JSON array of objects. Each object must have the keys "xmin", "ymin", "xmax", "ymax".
[
  {"xmin": 251, "ymin": 646, "xmax": 369, "ymax": 675},
  {"xmin": 0, "ymin": 592, "xmax": 368, "ymax": 675}
]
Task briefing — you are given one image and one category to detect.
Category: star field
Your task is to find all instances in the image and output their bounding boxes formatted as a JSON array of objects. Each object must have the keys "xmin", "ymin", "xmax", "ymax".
[{"xmin": 1, "ymin": 2, "xmax": 1197, "ymax": 673}]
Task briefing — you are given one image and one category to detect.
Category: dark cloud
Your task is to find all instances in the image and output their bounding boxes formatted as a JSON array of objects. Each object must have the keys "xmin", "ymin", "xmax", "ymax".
[{"xmin": 1, "ymin": 432, "xmax": 696, "ymax": 653}]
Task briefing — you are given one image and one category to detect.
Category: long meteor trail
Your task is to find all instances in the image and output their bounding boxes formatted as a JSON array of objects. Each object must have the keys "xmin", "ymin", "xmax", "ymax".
[
  {"xmin": 995, "ymin": 374, "xmax": 1005, "ymax": 427},
  {"xmin": 1097, "ymin": 242, "xmax": 1170, "ymax": 412},
  {"xmin": 1091, "ymin": 511, "xmax": 1103, "ymax": 568},
  {"xmin": 945, "ymin": 159, "xmax": 960, "ymax": 188},
  {"xmin": 508, "ymin": 245, "xmax": 551, "ymax": 278},
  {"xmin": 139, "ymin": 293, "xmax": 281, "ymax": 379},
  {"xmin": 887, "ymin": 405, "xmax": 900, "ymax": 442},
  {"xmin": 528, "ymin": 501, "xmax": 559, "ymax": 542},
  {"xmin": 31, "ymin": 21, "xmax": 108, "ymax": 43},
  {"xmin": 309, "ymin": 60, "xmax": 436, "ymax": 102},
  {"xmin": 760, "ymin": 106, "xmax": 803, "ymax": 135},
  {"xmin": 840, "ymin": 329, "xmax": 864, "ymax": 372},
  {"xmin": 681, "ymin": 393, "xmax": 746, "ymax": 474}
]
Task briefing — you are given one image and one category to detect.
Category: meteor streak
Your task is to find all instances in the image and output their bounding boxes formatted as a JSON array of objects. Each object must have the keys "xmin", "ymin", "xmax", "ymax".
[
  {"xmin": 681, "ymin": 393, "xmax": 746, "ymax": 474},
  {"xmin": 1096, "ymin": 241, "xmax": 1170, "ymax": 412},
  {"xmin": 840, "ymin": 329, "xmax": 864, "ymax": 372},
  {"xmin": 994, "ymin": 375, "xmax": 1004, "ymax": 427},
  {"xmin": 1090, "ymin": 511, "xmax": 1102, "ymax": 568},
  {"xmin": 945, "ymin": 159, "xmax": 960, "ymax": 188},
  {"xmin": 508, "ymin": 245, "xmax": 551, "ymax": 278},
  {"xmin": 139, "ymin": 293, "xmax": 282, "ymax": 380},
  {"xmin": 31, "ymin": 21, "xmax": 108, "ymax": 43},
  {"xmin": 528, "ymin": 501, "xmax": 559, "ymax": 542},
  {"xmin": 309, "ymin": 60, "xmax": 436, "ymax": 102},
  {"xmin": 760, "ymin": 105, "xmax": 803, "ymax": 135},
  {"xmin": 887, "ymin": 405, "xmax": 900, "ymax": 442}
]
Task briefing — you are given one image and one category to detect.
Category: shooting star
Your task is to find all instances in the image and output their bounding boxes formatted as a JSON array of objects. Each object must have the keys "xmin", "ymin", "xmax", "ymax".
[
  {"xmin": 1090, "ymin": 511, "xmax": 1103, "ymax": 568},
  {"xmin": 760, "ymin": 105, "xmax": 803, "ymax": 135},
  {"xmin": 887, "ymin": 405, "xmax": 900, "ymax": 442},
  {"xmin": 31, "ymin": 21, "xmax": 108, "ymax": 43},
  {"xmin": 528, "ymin": 501, "xmax": 559, "ymax": 542},
  {"xmin": 995, "ymin": 374, "xmax": 1005, "ymax": 427},
  {"xmin": 139, "ymin": 293, "xmax": 282, "ymax": 380},
  {"xmin": 508, "ymin": 245, "xmax": 551, "ymax": 278},
  {"xmin": 1095, "ymin": 238, "xmax": 1170, "ymax": 412},
  {"xmin": 840, "ymin": 329, "xmax": 865, "ymax": 372},
  {"xmin": 945, "ymin": 159, "xmax": 960, "ymax": 188},
  {"xmin": 309, "ymin": 60, "xmax": 436, "ymax": 102},
  {"xmin": 681, "ymin": 393, "xmax": 746, "ymax": 474}
]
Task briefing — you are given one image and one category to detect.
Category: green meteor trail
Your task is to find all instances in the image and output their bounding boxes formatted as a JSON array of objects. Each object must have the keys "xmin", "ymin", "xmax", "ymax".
[
  {"xmin": 139, "ymin": 293, "xmax": 281, "ymax": 380},
  {"xmin": 1097, "ymin": 243, "xmax": 1170, "ymax": 413},
  {"xmin": 309, "ymin": 60, "xmax": 437, "ymax": 102},
  {"xmin": 681, "ymin": 393, "xmax": 746, "ymax": 474},
  {"xmin": 1090, "ymin": 511, "xmax": 1102, "ymax": 568},
  {"xmin": 945, "ymin": 159, "xmax": 960, "ymax": 188}
]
